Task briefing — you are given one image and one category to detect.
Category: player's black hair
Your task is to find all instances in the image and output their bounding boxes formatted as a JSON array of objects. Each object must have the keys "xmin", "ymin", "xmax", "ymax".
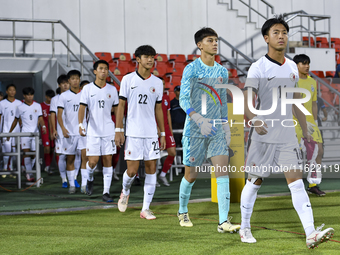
[
  {"xmin": 67, "ymin": 70, "xmax": 81, "ymax": 79},
  {"xmin": 6, "ymin": 84, "xmax": 16, "ymax": 91},
  {"xmin": 261, "ymin": 14, "xmax": 289, "ymax": 37},
  {"xmin": 56, "ymin": 87, "xmax": 61, "ymax": 95},
  {"xmin": 45, "ymin": 89, "xmax": 55, "ymax": 98},
  {"xmin": 194, "ymin": 27, "xmax": 218, "ymax": 45},
  {"xmin": 22, "ymin": 87, "xmax": 35, "ymax": 95},
  {"xmin": 57, "ymin": 74, "xmax": 68, "ymax": 85},
  {"xmin": 135, "ymin": 45, "xmax": 156, "ymax": 59},
  {"xmin": 293, "ymin": 54, "xmax": 310, "ymax": 65},
  {"xmin": 0, "ymin": 91, "xmax": 4, "ymax": 98},
  {"xmin": 80, "ymin": 80, "xmax": 90, "ymax": 87},
  {"xmin": 93, "ymin": 60, "xmax": 109, "ymax": 70}
]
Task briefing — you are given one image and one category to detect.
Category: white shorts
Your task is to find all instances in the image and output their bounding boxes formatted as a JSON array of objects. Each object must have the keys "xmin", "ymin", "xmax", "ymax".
[
  {"xmin": 55, "ymin": 137, "xmax": 63, "ymax": 154},
  {"xmin": 245, "ymin": 140, "xmax": 302, "ymax": 178},
  {"xmin": 62, "ymin": 135, "xmax": 86, "ymax": 155},
  {"xmin": 21, "ymin": 137, "xmax": 36, "ymax": 151},
  {"xmin": 124, "ymin": 136, "xmax": 160, "ymax": 161},
  {"xmin": 3, "ymin": 137, "xmax": 16, "ymax": 147},
  {"xmin": 86, "ymin": 135, "xmax": 116, "ymax": 156}
]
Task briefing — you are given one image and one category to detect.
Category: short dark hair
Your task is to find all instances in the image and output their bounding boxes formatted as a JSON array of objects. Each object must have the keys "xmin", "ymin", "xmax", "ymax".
[
  {"xmin": 56, "ymin": 87, "xmax": 61, "ymax": 95},
  {"xmin": 6, "ymin": 84, "xmax": 16, "ymax": 91},
  {"xmin": 93, "ymin": 60, "xmax": 109, "ymax": 70},
  {"xmin": 80, "ymin": 80, "xmax": 90, "ymax": 87},
  {"xmin": 135, "ymin": 45, "xmax": 156, "ymax": 59},
  {"xmin": 261, "ymin": 14, "xmax": 289, "ymax": 37},
  {"xmin": 45, "ymin": 89, "xmax": 55, "ymax": 98},
  {"xmin": 293, "ymin": 54, "xmax": 310, "ymax": 65},
  {"xmin": 22, "ymin": 87, "xmax": 35, "ymax": 95},
  {"xmin": 67, "ymin": 70, "xmax": 81, "ymax": 79},
  {"xmin": 57, "ymin": 74, "xmax": 68, "ymax": 85},
  {"xmin": 194, "ymin": 27, "xmax": 218, "ymax": 45}
]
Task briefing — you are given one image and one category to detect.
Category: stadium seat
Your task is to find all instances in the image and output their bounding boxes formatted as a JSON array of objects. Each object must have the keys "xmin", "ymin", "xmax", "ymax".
[
  {"xmin": 154, "ymin": 54, "xmax": 168, "ymax": 62},
  {"xmin": 169, "ymin": 54, "xmax": 186, "ymax": 63},
  {"xmin": 326, "ymin": 71, "xmax": 335, "ymax": 77},
  {"xmin": 331, "ymin": 37, "xmax": 340, "ymax": 48},
  {"xmin": 152, "ymin": 64, "xmax": 167, "ymax": 77},
  {"xmin": 166, "ymin": 64, "xmax": 185, "ymax": 77},
  {"xmin": 215, "ymin": 55, "xmax": 222, "ymax": 64},
  {"xmin": 113, "ymin": 52, "xmax": 132, "ymax": 62},
  {"xmin": 302, "ymin": 36, "xmax": 315, "ymax": 47},
  {"xmin": 316, "ymin": 37, "xmax": 329, "ymax": 48},
  {"xmin": 320, "ymin": 84, "xmax": 330, "ymax": 92},
  {"xmin": 95, "ymin": 52, "xmax": 113, "ymax": 63},
  {"xmin": 112, "ymin": 65, "xmax": 132, "ymax": 76},
  {"xmin": 187, "ymin": 54, "xmax": 200, "ymax": 63},
  {"xmin": 321, "ymin": 91, "xmax": 334, "ymax": 106},
  {"xmin": 229, "ymin": 68, "xmax": 238, "ymax": 78},
  {"xmin": 311, "ymin": 70, "xmax": 325, "ymax": 78},
  {"xmin": 170, "ymin": 76, "xmax": 182, "ymax": 84},
  {"xmin": 169, "ymin": 91, "xmax": 176, "ymax": 101}
]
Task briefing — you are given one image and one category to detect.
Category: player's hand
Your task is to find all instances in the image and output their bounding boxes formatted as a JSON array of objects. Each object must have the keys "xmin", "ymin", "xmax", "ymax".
[
  {"xmin": 222, "ymin": 123, "xmax": 231, "ymax": 146},
  {"xmin": 253, "ymin": 120, "xmax": 268, "ymax": 135},
  {"xmin": 52, "ymin": 130, "xmax": 58, "ymax": 139},
  {"xmin": 157, "ymin": 130, "xmax": 161, "ymax": 138},
  {"xmin": 115, "ymin": 132, "xmax": 125, "ymax": 148},
  {"xmin": 191, "ymin": 113, "xmax": 217, "ymax": 137},
  {"xmin": 79, "ymin": 126, "xmax": 86, "ymax": 136},
  {"xmin": 322, "ymin": 117, "xmax": 327, "ymax": 121},
  {"xmin": 303, "ymin": 131, "xmax": 312, "ymax": 143},
  {"xmin": 42, "ymin": 126, "xmax": 47, "ymax": 134},
  {"xmin": 160, "ymin": 136, "xmax": 166, "ymax": 151},
  {"xmin": 62, "ymin": 128, "xmax": 69, "ymax": 138},
  {"xmin": 307, "ymin": 122, "xmax": 315, "ymax": 135}
]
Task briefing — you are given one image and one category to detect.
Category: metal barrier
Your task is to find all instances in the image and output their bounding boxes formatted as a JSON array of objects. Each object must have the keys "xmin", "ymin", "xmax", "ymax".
[{"xmin": 0, "ymin": 132, "xmax": 41, "ymax": 189}]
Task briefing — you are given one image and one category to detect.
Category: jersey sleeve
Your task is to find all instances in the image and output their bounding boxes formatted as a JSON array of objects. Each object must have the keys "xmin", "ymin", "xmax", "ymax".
[
  {"xmin": 80, "ymin": 86, "xmax": 88, "ymax": 106},
  {"xmin": 15, "ymin": 105, "xmax": 21, "ymax": 119},
  {"xmin": 57, "ymin": 94, "xmax": 65, "ymax": 109},
  {"xmin": 38, "ymin": 104, "xmax": 43, "ymax": 117},
  {"xmin": 156, "ymin": 80, "xmax": 163, "ymax": 103},
  {"xmin": 112, "ymin": 87, "xmax": 119, "ymax": 107},
  {"xmin": 220, "ymin": 67, "xmax": 229, "ymax": 119},
  {"xmin": 179, "ymin": 64, "xmax": 195, "ymax": 114},
  {"xmin": 119, "ymin": 76, "xmax": 128, "ymax": 101},
  {"xmin": 50, "ymin": 97, "xmax": 57, "ymax": 114},
  {"xmin": 244, "ymin": 63, "xmax": 260, "ymax": 92}
]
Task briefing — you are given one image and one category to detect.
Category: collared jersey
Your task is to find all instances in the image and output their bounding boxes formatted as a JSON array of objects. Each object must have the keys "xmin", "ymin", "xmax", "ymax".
[
  {"xmin": 15, "ymin": 101, "xmax": 42, "ymax": 133},
  {"xmin": 179, "ymin": 57, "xmax": 229, "ymax": 138},
  {"xmin": 0, "ymin": 99, "xmax": 22, "ymax": 133},
  {"xmin": 119, "ymin": 71, "xmax": 163, "ymax": 138},
  {"xmin": 80, "ymin": 82, "xmax": 119, "ymax": 137},
  {"xmin": 245, "ymin": 54, "xmax": 299, "ymax": 143}
]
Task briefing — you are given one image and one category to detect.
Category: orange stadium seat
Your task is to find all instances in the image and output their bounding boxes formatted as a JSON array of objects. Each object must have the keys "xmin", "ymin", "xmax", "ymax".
[
  {"xmin": 316, "ymin": 37, "xmax": 329, "ymax": 48},
  {"xmin": 95, "ymin": 52, "xmax": 113, "ymax": 63},
  {"xmin": 187, "ymin": 54, "xmax": 200, "ymax": 63},
  {"xmin": 302, "ymin": 36, "xmax": 315, "ymax": 47},
  {"xmin": 321, "ymin": 91, "xmax": 334, "ymax": 106},
  {"xmin": 326, "ymin": 71, "xmax": 335, "ymax": 77},
  {"xmin": 331, "ymin": 37, "xmax": 340, "ymax": 48},
  {"xmin": 311, "ymin": 70, "xmax": 325, "ymax": 78}
]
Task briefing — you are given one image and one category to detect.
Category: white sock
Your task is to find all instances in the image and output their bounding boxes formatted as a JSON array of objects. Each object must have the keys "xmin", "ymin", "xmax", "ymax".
[
  {"xmin": 103, "ymin": 166, "xmax": 113, "ymax": 194},
  {"xmin": 122, "ymin": 170, "xmax": 135, "ymax": 196},
  {"xmin": 58, "ymin": 154, "xmax": 67, "ymax": 180},
  {"xmin": 67, "ymin": 170, "xmax": 75, "ymax": 187},
  {"xmin": 142, "ymin": 173, "xmax": 156, "ymax": 212},
  {"xmin": 81, "ymin": 168, "xmax": 88, "ymax": 187},
  {"xmin": 24, "ymin": 157, "xmax": 32, "ymax": 172},
  {"xmin": 86, "ymin": 161, "xmax": 96, "ymax": 181},
  {"xmin": 3, "ymin": 140, "xmax": 11, "ymax": 169},
  {"xmin": 74, "ymin": 150, "xmax": 81, "ymax": 179},
  {"xmin": 159, "ymin": 171, "xmax": 166, "ymax": 177},
  {"xmin": 288, "ymin": 179, "xmax": 315, "ymax": 236},
  {"xmin": 240, "ymin": 180, "xmax": 261, "ymax": 229}
]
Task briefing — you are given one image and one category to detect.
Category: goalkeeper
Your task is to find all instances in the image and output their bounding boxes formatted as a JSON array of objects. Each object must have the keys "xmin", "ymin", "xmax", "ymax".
[
  {"xmin": 293, "ymin": 54, "xmax": 325, "ymax": 196},
  {"xmin": 177, "ymin": 27, "xmax": 240, "ymax": 233}
]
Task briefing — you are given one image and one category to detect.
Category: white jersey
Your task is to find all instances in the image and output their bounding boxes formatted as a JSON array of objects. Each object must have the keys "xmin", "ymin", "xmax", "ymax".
[
  {"xmin": 0, "ymin": 99, "xmax": 22, "ymax": 133},
  {"xmin": 120, "ymin": 71, "xmax": 163, "ymax": 138},
  {"xmin": 15, "ymin": 102, "xmax": 42, "ymax": 133},
  {"xmin": 50, "ymin": 94, "xmax": 64, "ymax": 139},
  {"xmin": 58, "ymin": 89, "xmax": 84, "ymax": 136},
  {"xmin": 245, "ymin": 55, "xmax": 299, "ymax": 143},
  {"xmin": 80, "ymin": 82, "xmax": 118, "ymax": 137}
]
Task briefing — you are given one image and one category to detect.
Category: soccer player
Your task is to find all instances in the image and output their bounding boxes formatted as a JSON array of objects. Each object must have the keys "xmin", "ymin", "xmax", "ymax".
[
  {"xmin": 239, "ymin": 15, "xmax": 334, "ymax": 248},
  {"xmin": 50, "ymin": 75, "xmax": 69, "ymax": 188},
  {"xmin": 0, "ymin": 84, "xmax": 22, "ymax": 172},
  {"xmin": 115, "ymin": 45, "xmax": 166, "ymax": 220},
  {"xmin": 293, "ymin": 54, "xmax": 326, "ymax": 196},
  {"xmin": 158, "ymin": 77, "xmax": 176, "ymax": 186},
  {"xmin": 177, "ymin": 27, "xmax": 239, "ymax": 233},
  {"xmin": 41, "ymin": 89, "xmax": 55, "ymax": 174},
  {"xmin": 57, "ymin": 70, "xmax": 87, "ymax": 194},
  {"xmin": 78, "ymin": 60, "xmax": 119, "ymax": 202},
  {"xmin": 8, "ymin": 87, "xmax": 46, "ymax": 181}
]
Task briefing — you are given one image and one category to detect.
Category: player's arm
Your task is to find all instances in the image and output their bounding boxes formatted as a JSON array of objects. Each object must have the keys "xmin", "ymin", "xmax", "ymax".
[
  {"xmin": 220, "ymin": 70, "xmax": 231, "ymax": 145},
  {"xmin": 48, "ymin": 113, "xmax": 53, "ymax": 140},
  {"xmin": 114, "ymin": 99, "xmax": 126, "ymax": 147},
  {"xmin": 322, "ymin": 107, "xmax": 328, "ymax": 121},
  {"xmin": 38, "ymin": 116, "xmax": 47, "ymax": 134},
  {"xmin": 293, "ymin": 92, "xmax": 311, "ymax": 142},
  {"xmin": 78, "ymin": 104, "xmax": 86, "ymax": 136},
  {"xmin": 312, "ymin": 101, "xmax": 318, "ymax": 123},
  {"xmin": 7, "ymin": 117, "xmax": 19, "ymax": 140},
  {"xmin": 50, "ymin": 112, "xmax": 58, "ymax": 139},
  {"xmin": 155, "ymin": 102, "xmax": 166, "ymax": 150},
  {"xmin": 57, "ymin": 107, "xmax": 69, "ymax": 138}
]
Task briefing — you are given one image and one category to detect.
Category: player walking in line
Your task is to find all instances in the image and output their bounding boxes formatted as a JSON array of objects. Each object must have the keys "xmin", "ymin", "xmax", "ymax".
[
  {"xmin": 239, "ymin": 15, "xmax": 334, "ymax": 249},
  {"xmin": 78, "ymin": 60, "xmax": 119, "ymax": 202},
  {"xmin": 115, "ymin": 45, "xmax": 166, "ymax": 220},
  {"xmin": 177, "ymin": 27, "xmax": 240, "ymax": 233}
]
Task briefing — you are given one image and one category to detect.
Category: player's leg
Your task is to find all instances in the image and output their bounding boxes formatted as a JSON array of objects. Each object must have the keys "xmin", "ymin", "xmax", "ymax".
[
  {"xmin": 80, "ymin": 149, "xmax": 88, "ymax": 193},
  {"xmin": 21, "ymin": 137, "xmax": 34, "ymax": 181},
  {"xmin": 55, "ymin": 138, "xmax": 67, "ymax": 187},
  {"xmin": 63, "ymin": 137, "xmax": 77, "ymax": 194},
  {"xmin": 158, "ymin": 133, "xmax": 176, "ymax": 186},
  {"xmin": 140, "ymin": 159, "xmax": 157, "ymax": 220},
  {"xmin": 85, "ymin": 136, "xmax": 101, "ymax": 196},
  {"xmin": 2, "ymin": 138, "xmax": 11, "ymax": 171},
  {"xmin": 42, "ymin": 131, "xmax": 52, "ymax": 174},
  {"xmin": 9, "ymin": 137, "xmax": 17, "ymax": 171},
  {"xmin": 74, "ymin": 149, "xmax": 81, "ymax": 188},
  {"xmin": 112, "ymin": 146, "xmax": 120, "ymax": 181}
]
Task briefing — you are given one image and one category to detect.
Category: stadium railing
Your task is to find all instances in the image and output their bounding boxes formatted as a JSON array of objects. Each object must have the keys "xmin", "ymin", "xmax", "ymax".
[{"xmin": 0, "ymin": 132, "xmax": 41, "ymax": 189}]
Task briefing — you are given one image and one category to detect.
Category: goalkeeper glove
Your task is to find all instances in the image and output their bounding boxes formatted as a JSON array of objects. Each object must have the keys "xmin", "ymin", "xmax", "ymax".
[
  {"xmin": 307, "ymin": 122, "xmax": 315, "ymax": 135},
  {"xmin": 191, "ymin": 113, "xmax": 217, "ymax": 137}
]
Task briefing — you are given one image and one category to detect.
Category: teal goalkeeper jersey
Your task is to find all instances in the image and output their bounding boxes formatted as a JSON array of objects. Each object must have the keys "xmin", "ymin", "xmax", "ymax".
[{"xmin": 179, "ymin": 57, "xmax": 229, "ymax": 138}]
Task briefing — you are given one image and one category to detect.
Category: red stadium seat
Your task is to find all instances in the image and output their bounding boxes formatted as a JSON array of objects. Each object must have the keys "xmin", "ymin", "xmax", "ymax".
[
  {"xmin": 321, "ymin": 91, "xmax": 334, "ymax": 106},
  {"xmin": 154, "ymin": 54, "xmax": 168, "ymax": 62},
  {"xmin": 316, "ymin": 37, "xmax": 329, "ymax": 48},
  {"xmin": 187, "ymin": 54, "xmax": 200, "ymax": 63},
  {"xmin": 169, "ymin": 54, "xmax": 186, "ymax": 63},
  {"xmin": 169, "ymin": 91, "xmax": 176, "ymax": 101},
  {"xmin": 302, "ymin": 36, "xmax": 315, "ymax": 47},
  {"xmin": 320, "ymin": 84, "xmax": 329, "ymax": 92},
  {"xmin": 326, "ymin": 71, "xmax": 335, "ymax": 77},
  {"xmin": 228, "ymin": 68, "xmax": 238, "ymax": 78},
  {"xmin": 215, "ymin": 55, "xmax": 222, "ymax": 64},
  {"xmin": 152, "ymin": 64, "xmax": 168, "ymax": 77},
  {"xmin": 95, "ymin": 52, "xmax": 113, "ymax": 64},
  {"xmin": 113, "ymin": 52, "xmax": 132, "ymax": 62},
  {"xmin": 331, "ymin": 37, "xmax": 340, "ymax": 48},
  {"xmin": 311, "ymin": 70, "xmax": 325, "ymax": 78}
]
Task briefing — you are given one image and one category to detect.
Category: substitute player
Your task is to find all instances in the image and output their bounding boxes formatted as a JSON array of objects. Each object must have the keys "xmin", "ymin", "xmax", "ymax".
[
  {"xmin": 177, "ymin": 27, "xmax": 240, "ymax": 233},
  {"xmin": 157, "ymin": 77, "xmax": 176, "ymax": 186},
  {"xmin": 41, "ymin": 89, "xmax": 55, "ymax": 174},
  {"xmin": 293, "ymin": 54, "xmax": 325, "ymax": 196},
  {"xmin": 50, "ymin": 75, "xmax": 69, "ymax": 188},
  {"xmin": 115, "ymin": 45, "xmax": 166, "ymax": 220},
  {"xmin": 78, "ymin": 60, "xmax": 119, "ymax": 202},
  {"xmin": 8, "ymin": 87, "xmax": 46, "ymax": 181},
  {"xmin": 239, "ymin": 15, "xmax": 334, "ymax": 249},
  {"xmin": 57, "ymin": 70, "xmax": 87, "ymax": 194},
  {"xmin": 0, "ymin": 84, "xmax": 22, "ymax": 172}
]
